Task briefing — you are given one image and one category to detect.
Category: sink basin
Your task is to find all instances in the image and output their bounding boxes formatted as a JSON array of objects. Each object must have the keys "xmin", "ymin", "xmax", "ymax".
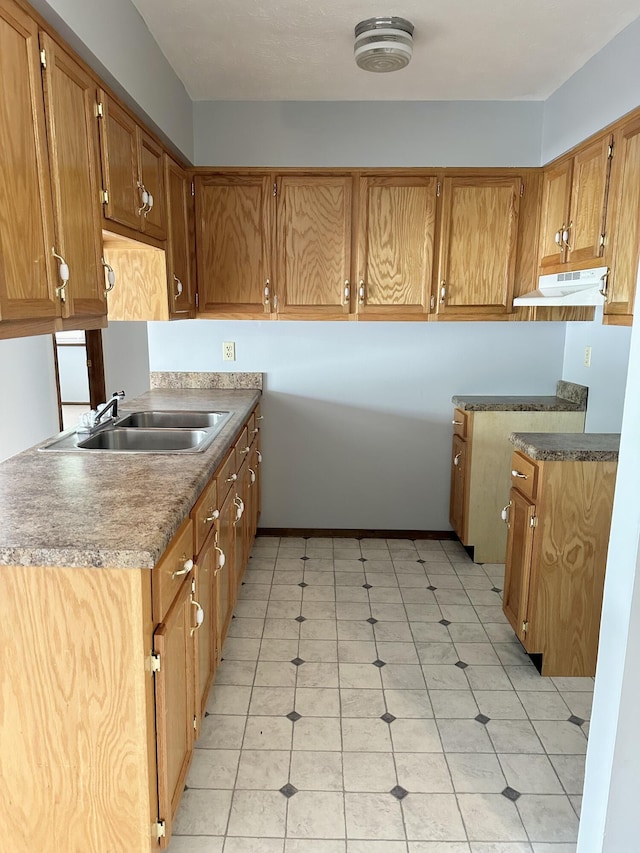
[
  {"xmin": 78, "ymin": 428, "xmax": 209, "ymax": 452},
  {"xmin": 116, "ymin": 410, "xmax": 230, "ymax": 429}
]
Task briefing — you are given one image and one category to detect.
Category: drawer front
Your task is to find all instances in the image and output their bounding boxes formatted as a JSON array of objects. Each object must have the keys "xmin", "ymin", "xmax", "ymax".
[
  {"xmin": 452, "ymin": 408, "xmax": 469, "ymax": 439},
  {"xmin": 217, "ymin": 446, "xmax": 239, "ymax": 503},
  {"xmin": 192, "ymin": 476, "xmax": 218, "ymax": 557},
  {"xmin": 236, "ymin": 425, "xmax": 252, "ymax": 465},
  {"xmin": 152, "ymin": 517, "xmax": 195, "ymax": 623},
  {"xmin": 510, "ymin": 451, "xmax": 539, "ymax": 500}
]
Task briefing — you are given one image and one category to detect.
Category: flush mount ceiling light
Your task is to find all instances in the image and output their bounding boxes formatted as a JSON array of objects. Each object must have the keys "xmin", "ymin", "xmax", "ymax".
[{"xmin": 354, "ymin": 16, "xmax": 414, "ymax": 73}]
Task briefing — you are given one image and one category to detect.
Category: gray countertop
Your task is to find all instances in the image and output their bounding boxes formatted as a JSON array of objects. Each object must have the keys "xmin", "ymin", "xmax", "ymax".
[
  {"xmin": 510, "ymin": 432, "xmax": 620, "ymax": 462},
  {"xmin": 452, "ymin": 380, "xmax": 588, "ymax": 412},
  {"xmin": 0, "ymin": 388, "xmax": 260, "ymax": 570}
]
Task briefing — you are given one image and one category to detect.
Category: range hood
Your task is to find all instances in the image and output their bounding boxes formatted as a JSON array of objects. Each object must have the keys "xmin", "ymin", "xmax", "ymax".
[{"xmin": 514, "ymin": 266, "xmax": 608, "ymax": 306}]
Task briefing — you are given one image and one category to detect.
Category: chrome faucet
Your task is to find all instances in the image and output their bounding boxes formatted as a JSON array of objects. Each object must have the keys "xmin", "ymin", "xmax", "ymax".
[{"xmin": 94, "ymin": 391, "xmax": 126, "ymax": 426}]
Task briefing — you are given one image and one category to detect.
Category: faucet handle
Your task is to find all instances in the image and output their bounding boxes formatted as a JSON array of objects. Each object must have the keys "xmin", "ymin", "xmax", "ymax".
[{"xmin": 112, "ymin": 390, "xmax": 125, "ymax": 399}]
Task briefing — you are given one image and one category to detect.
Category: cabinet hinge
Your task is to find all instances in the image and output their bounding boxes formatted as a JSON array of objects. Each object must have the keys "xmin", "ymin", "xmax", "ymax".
[
  {"xmin": 520, "ymin": 183, "xmax": 525, "ymax": 197},
  {"xmin": 522, "ymin": 620, "xmax": 529, "ymax": 634},
  {"xmin": 101, "ymin": 189, "xmax": 109, "ymax": 204},
  {"xmin": 273, "ymin": 181, "xmax": 277, "ymax": 197},
  {"xmin": 608, "ymin": 142, "xmax": 614, "ymax": 159},
  {"xmin": 530, "ymin": 515, "xmax": 537, "ymax": 528},
  {"xmin": 40, "ymin": 48, "xmax": 46, "ymax": 69},
  {"xmin": 599, "ymin": 233, "xmax": 606, "ymax": 249},
  {"xmin": 436, "ymin": 181, "xmax": 441, "ymax": 198},
  {"xmin": 149, "ymin": 652, "xmax": 161, "ymax": 673},
  {"xmin": 95, "ymin": 101, "xmax": 103, "ymax": 118},
  {"xmin": 191, "ymin": 180, "xmax": 195, "ymax": 197},
  {"xmin": 152, "ymin": 820, "xmax": 166, "ymax": 840}
]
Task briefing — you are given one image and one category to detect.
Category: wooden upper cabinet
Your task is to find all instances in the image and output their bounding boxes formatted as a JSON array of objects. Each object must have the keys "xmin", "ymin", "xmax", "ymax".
[
  {"xmin": 139, "ymin": 129, "xmax": 165, "ymax": 239},
  {"xmin": 165, "ymin": 156, "xmax": 195, "ymax": 318},
  {"xmin": 195, "ymin": 174, "xmax": 272, "ymax": 317},
  {"xmin": 40, "ymin": 33, "xmax": 106, "ymax": 325},
  {"xmin": 603, "ymin": 116, "xmax": 640, "ymax": 323},
  {"xmin": 97, "ymin": 91, "xmax": 140, "ymax": 231},
  {"xmin": 0, "ymin": 0, "xmax": 57, "ymax": 325},
  {"xmin": 437, "ymin": 175, "xmax": 521, "ymax": 315},
  {"xmin": 538, "ymin": 160, "xmax": 572, "ymax": 268},
  {"xmin": 565, "ymin": 135, "xmax": 612, "ymax": 265},
  {"xmin": 356, "ymin": 176, "xmax": 437, "ymax": 317},
  {"xmin": 275, "ymin": 175, "xmax": 352, "ymax": 318}
]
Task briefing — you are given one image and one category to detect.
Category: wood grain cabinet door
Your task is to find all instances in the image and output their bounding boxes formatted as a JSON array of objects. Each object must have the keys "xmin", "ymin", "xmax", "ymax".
[
  {"xmin": 165, "ymin": 156, "xmax": 195, "ymax": 318},
  {"xmin": 195, "ymin": 174, "xmax": 272, "ymax": 317},
  {"xmin": 357, "ymin": 176, "xmax": 437, "ymax": 317},
  {"xmin": 538, "ymin": 160, "xmax": 573, "ymax": 269},
  {"xmin": 97, "ymin": 91, "xmax": 141, "ymax": 231},
  {"xmin": 215, "ymin": 487, "xmax": 236, "ymax": 651},
  {"xmin": 565, "ymin": 134, "xmax": 612, "ymax": 266},
  {"xmin": 449, "ymin": 433, "xmax": 469, "ymax": 541},
  {"xmin": 194, "ymin": 536, "xmax": 216, "ymax": 732},
  {"xmin": 604, "ymin": 117, "xmax": 640, "ymax": 323},
  {"xmin": 139, "ymin": 129, "xmax": 166, "ymax": 239},
  {"xmin": 40, "ymin": 33, "xmax": 106, "ymax": 324},
  {"xmin": 153, "ymin": 575, "xmax": 195, "ymax": 848},
  {"xmin": 276, "ymin": 175, "xmax": 352, "ymax": 317},
  {"xmin": 437, "ymin": 176, "xmax": 520, "ymax": 316},
  {"xmin": 0, "ymin": 0, "xmax": 58, "ymax": 323},
  {"xmin": 502, "ymin": 487, "xmax": 536, "ymax": 648}
]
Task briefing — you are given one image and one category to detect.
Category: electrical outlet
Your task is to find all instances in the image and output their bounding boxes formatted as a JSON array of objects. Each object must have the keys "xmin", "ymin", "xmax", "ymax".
[
  {"xmin": 584, "ymin": 346, "xmax": 592, "ymax": 368},
  {"xmin": 222, "ymin": 341, "xmax": 236, "ymax": 362}
]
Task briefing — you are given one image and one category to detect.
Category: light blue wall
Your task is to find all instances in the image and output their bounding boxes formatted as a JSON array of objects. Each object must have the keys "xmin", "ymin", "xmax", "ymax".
[
  {"xmin": 194, "ymin": 100, "xmax": 543, "ymax": 167},
  {"xmin": 542, "ymin": 15, "xmax": 640, "ymax": 162}
]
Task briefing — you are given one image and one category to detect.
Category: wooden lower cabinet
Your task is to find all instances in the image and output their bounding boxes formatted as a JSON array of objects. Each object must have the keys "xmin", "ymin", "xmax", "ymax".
[{"xmin": 502, "ymin": 450, "xmax": 617, "ymax": 676}]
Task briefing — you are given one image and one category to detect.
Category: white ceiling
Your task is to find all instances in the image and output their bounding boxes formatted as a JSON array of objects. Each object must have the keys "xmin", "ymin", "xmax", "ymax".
[{"xmin": 130, "ymin": 0, "xmax": 640, "ymax": 102}]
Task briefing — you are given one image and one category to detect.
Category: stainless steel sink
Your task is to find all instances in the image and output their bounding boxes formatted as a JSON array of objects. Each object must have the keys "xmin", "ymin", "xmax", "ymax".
[
  {"xmin": 116, "ymin": 410, "xmax": 230, "ymax": 429},
  {"xmin": 78, "ymin": 428, "xmax": 209, "ymax": 452}
]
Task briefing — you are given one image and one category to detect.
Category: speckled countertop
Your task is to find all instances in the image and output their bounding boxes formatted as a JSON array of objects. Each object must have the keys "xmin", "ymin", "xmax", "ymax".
[
  {"xmin": 452, "ymin": 380, "xmax": 588, "ymax": 412},
  {"xmin": 510, "ymin": 432, "xmax": 620, "ymax": 462},
  {"xmin": 0, "ymin": 388, "xmax": 260, "ymax": 570}
]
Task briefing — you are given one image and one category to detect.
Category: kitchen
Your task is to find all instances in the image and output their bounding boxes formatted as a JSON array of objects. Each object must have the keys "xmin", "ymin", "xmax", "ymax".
[{"xmin": 0, "ymin": 0, "xmax": 639, "ymax": 851}]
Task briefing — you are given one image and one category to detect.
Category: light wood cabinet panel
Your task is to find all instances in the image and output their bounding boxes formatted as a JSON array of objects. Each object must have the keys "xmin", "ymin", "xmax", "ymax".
[
  {"xmin": 449, "ymin": 433, "xmax": 469, "ymax": 542},
  {"xmin": 153, "ymin": 574, "xmax": 195, "ymax": 847},
  {"xmin": 503, "ymin": 486, "xmax": 536, "ymax": 645},
  {"xmin": 357, "ymin": 176, "xmax": 437, "ymax": 316},
  {"xmin": 538, "ymin": 160, "xmax": 573, "ymax": 268},
  {"xmin": 276, "ymin": 175, "xmax": 352, "ymax": 317},
  {"xmin": 98, "ymin": 91, "xmax": 141, "ymax": 231},
  {"xmin": 565, "ymin": 134, "xmax": 612, "ymax": 265},
  {"xmin": 40, "ymin": 33, "xmax": 106, "ymax": 324},
  {"xmin": 195, "ymin": 536, "xmax": 216, "ymax": 730},
  {"xmin": 604, "ymin": 116, "xmax": 640, "ymax": 323},
  {"xmin": 0, "ymin": 0, "xmax": 57, "ymax": 325},
  {"xmin": 165, "ymin": 156, "xmax": 196, "ymax": 318},
  {"xmin": 195, "ymin": 174, "xmax": 272, "ymax": 317},
  {"xmin": 139, "ymin": 129, "xmax": 166, "ymax": 239},
  {"xmin": 437, "ymin": 176, "xmax": 520, "ymax": 315},
  {"xmin": 216, "ymin": 486, "xmax": 236, "ymax": 650}
]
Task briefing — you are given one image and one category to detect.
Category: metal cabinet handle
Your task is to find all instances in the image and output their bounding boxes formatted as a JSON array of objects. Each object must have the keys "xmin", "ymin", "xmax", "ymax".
[
  {"xmin": 137, "ymin": 182, "xmax": 149, "ymax": 215},
  {"xmin": 249, "ymin": 467, "xmax": 256, "ymax": 485},
  {"xmin": 343, "ymin": 280, "xmax": 350, "ymax": 304},
  {"xmin": 501, "ymin": 502, "xmax": 511, "ymax": 527},
  {"xmin": 173, "ymin": 275, "xmax": 183, "ymax": 299},
  {"xmin": 511, "ymin": 470, "xmax": 528, "ymax": 479},
  {"xmin": 453, "ymin": 452, "xmax": 461, "ymax": 467},
  {"xmin": 562, "ymin": 221, "xmax": 573, "ymax": 251},
  {"xmin": 203, "ymin": 508, "xmax": 219, "ymax": 523},
  {"xmin": 440, "ymin": 281, "xmax": 446, "ymax": 304},
  {"xmin": 225, "ymin": 473, "xmax": 238, "ymax": 483},
  {"xmin": 554, "ymin": 227, "xmax": 564, "ymax": 248},
  {"xmin": 102, "ymin": 258, "xmax": 115, "ymax": 295},
  {"xmin": 599, "ymin": 272, "xmax": 609, "ymax": 299},
  {"xmin": 52, "ymin": 248, "xmax": 69, "ymax": 303},
  {"xmin": 190, "ymin": 588, "xmax": 204, "ymax": 635},
  {"xmin": 256, "ymin": 451, "xmax": 262, "ymax": 464},
  {"xmin": 252, "ymin": 428, "xmax": 259, "ymax": 436},
  {"xmin": 452, "ymin": 420, "xmax": 463, "ymax": 426},
  {"xmin": 233, "ymin": 495, "xmax": 245, "ymax": 524},
  {"xmin": 358, "ymin": 280, "xmax": 365, "ymax": 305},
  {"xmin": 172, "ymin": 556, "xmax": 194, "ymax": 579},
  {"xmin": 256, "ymin": 415, "xmax": 264, "ymax": 422},
  {"xmin": 239, "ymin": 446, "xmax": 250, "ymax": 456},
  {"xmin": 214, "ymin": 545, "xmax": 226, "ymax": 571},
  {"xmin": 264, "ymin": 280, "xmax": 270, "ymax": 305}
]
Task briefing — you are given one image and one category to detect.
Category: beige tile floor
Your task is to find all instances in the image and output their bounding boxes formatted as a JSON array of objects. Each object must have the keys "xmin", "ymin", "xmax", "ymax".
[{"xmin": 168, "ymin": 536, "xmax": 591, "ymax": 853}]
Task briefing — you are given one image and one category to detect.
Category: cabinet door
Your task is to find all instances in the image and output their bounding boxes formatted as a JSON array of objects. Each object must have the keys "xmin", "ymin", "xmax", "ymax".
[
  {"xmin": 233, "ymin": 458, "xmax": 250, "ymax": 594},
  {"xmin": 40, "ymin": 34, "xmax": 106, "ymax": 324},
  {"xmin": 538, "ymin": 160, "xmax": 572, "ymax": 269},
  {"xmin": 276, "ymin": 175, "xmax": 352, "ymax": 317},
  {"xmin": 565, "ymin": 135, "xmax": 612, "ymax": 265},
  {"xmin": 247, "ymin": 443, "xmax": 260, "ymax": 548},
  {"xmin": 449, "ymin": 434, "xmax": 469, "ymax": 542},
  {"xmin": 216, "ymin": 488, "xmax": 236, "ymax": 652},
  {"xmin": 503, "ymin": 487, "xmax": 536, "ymax": 647},
  {"xmin": 195, "ymin": 174, "xmax": 272, "ymax": 317},
  {"xmin": 153, "ymin": 575, "xmax": 195, "ymax": 847},
  {"xmin": 0, "ymin": 0, "xmax": 58, "ymax": 323},
  {"xmin": 604, "ymin": 117, "xmax": 640, "ymax": 322},
  {"xmin": 139, "ymin": 129, "xmax": 166, "ymax": 239},
  {"xmin": 195, "ymin": 534, "xmax": 216, "ymax": 730},
  {"xmin": 98, "ymin": 91, "xmax": 141, "ymax": 231},
  {"xmin": 357, "ymin": 176, "xmax": 437, "ymax": 316},
  {"xmin": 165, "ymin": 156, "xmax": 195, "ymax": 318},
  {"xmin": 437, "ymin": 176, "xmax": 520, "ymax": 315}
]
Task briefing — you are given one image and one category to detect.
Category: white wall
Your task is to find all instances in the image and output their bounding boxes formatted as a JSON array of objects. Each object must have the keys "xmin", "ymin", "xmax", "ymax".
[
  {"xmin": 148, "ymin": 319, "xmax": 567, "ymax": 530},
  {"xmin": 57, "ymin": 346, "xmax": 90, "ymax": 402},
  {"xmin": 102, "ymin": 322, "xmax": 150, "ymax": 401},
  {"xmin": 562, "ymin": 310, "xmax": 632, "ymax": 432},
  {"xmin": 194, "ymin": 100, "xmax": 543, "ymax": 167},
  {"xmin": 0, "ymin": 336, "xmax": 59, "ymax": 461}
]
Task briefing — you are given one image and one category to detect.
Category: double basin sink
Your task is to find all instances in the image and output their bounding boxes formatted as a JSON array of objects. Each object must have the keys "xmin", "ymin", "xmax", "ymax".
[{"xmin": 41, "ymin": 410, "xmax": 231, "ymax": 454}]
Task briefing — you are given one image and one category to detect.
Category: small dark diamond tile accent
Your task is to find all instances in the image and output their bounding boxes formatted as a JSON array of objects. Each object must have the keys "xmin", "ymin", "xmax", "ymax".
[
  {"xmin": 232, "ymin": 614, "xmax": 236, "ymax": 618},
  {"xmin": 502, "ymin": 786, "xmax": 521, "ymax": 802},
  {"xmin": 417, "ymin": 559, "xmax": 426, "ymax": 564},
  {"xmin": 380, "ymin": 712, "xmax": 396, "ymax": 724},
  {"xmin": 298, "ymin": 582, "xmax": 308, "ymax": 588},
  {"xmin": 295, "ymin": 615, "xmax": 307, "ymax": 623},
  {"xmin": 373, "ymin": 659, "xmax": 386, "ymax": 668},
  {"xmin": 358, "ymin": 557, "xmax": 367, "ymax": 563},
  {"xmin": 291, "ymin": 657, "xmax": 305, "ymax": 666},
  {"xmin": 390, "ymin": 785, "xmax": 408, "ymax": 800},
  {"xmin": 280, "ymin": 783, "xmax": 298, "ymax": 798},
  {"xmin": 455, "ymin": 660, "xmax": 469, "ymax": 669},
  {"xmin": 286, "ymin": 711, "xmax": 302, "ymax": 722},
  {"xmin": 492, "ymin": 587, "xmax": 502, "ymax": 593},
  {"xmin": 568, "ymin": 714, "xmax": 585, "ymax": 726},
  {"xmin": 204, "ymin": 711, "xmax": 211, "ymax": 717},
  {"xmin": 363, "ymin": 583, "xmax": 373, "ymax": 590},
  {"xmin": 367, "ymin": 617, "xmax": 378, "ymax": 624},
  {"xmin": 301, "ymin": 556, "xmax": 310, "ymax": 561},
  {"xmin": 439, "ymin": 619, "xmax": 451, "ymax": 626},
  {"xmin": 427, "ymin": 585, "xmax": 437, "ymax": 591},
  {"xmin": 475, "ymin": 713, "xmax": 490, "ymax": 725},
  {"xmin": 184, "ymin": 784, "xmax": 189, "ymax": 791}
]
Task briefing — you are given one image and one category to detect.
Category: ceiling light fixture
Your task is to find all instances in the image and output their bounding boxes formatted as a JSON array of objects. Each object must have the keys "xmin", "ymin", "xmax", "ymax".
[{"xmin": 354, "ymin": 17, "xmax": 414, "ymax": 73}]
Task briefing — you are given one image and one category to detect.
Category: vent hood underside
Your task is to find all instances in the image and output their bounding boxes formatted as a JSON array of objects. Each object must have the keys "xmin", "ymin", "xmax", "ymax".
[{"xmin": 514, "ymin": 266, "xmax": 608, "ymax": 307}]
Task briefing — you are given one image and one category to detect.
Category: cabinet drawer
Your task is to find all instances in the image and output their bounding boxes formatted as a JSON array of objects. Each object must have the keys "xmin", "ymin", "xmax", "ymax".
[
  {"xmin": 217, "ymin": 446, "xmax": 239, "ymax": 503},
  {"xmin": 236, "ymin": 425, "xmax": 252, "ymax": 465},
  {"xmin": 192, "ymin": 476, "xmax": 218, "ymax": 557},
  {"xmin": 152, "ymin": 517, "xmax": 195, "ymax": 623},
  {"xmin": 510, "ymin": 452, "xmax": 539, "ymax": 500},
  {"xmin": 452, "ymin": 408, "xmax": 469, "ymax": 439}
]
